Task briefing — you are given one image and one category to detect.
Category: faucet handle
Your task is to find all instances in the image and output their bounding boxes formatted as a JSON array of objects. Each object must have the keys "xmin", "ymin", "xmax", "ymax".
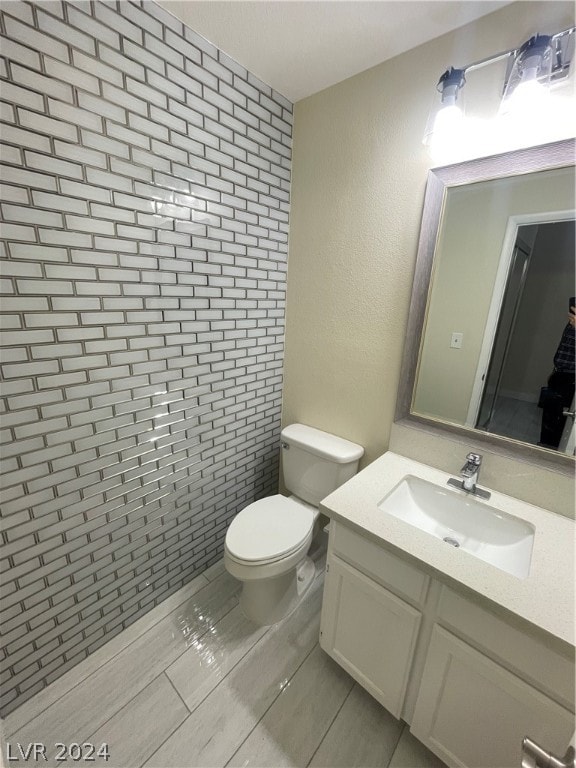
[{"xmin": 465, "ymin": 452, "xmax": 482, "ymax": 466}]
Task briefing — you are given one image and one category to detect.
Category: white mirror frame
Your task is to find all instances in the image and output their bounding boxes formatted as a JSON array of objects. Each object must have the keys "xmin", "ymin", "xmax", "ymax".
[{"xmin": 395, "ymin": 138, "xmax": 575, "ymax": 475}]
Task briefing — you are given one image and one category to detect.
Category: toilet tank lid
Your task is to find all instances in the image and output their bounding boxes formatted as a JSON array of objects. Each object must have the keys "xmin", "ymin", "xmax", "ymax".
[{"xmin": 280, "ymin": 424, "xmax": 364, "ymax": 464}]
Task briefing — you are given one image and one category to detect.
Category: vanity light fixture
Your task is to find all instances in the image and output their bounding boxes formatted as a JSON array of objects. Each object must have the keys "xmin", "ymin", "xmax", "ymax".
[
  {"xmin": 423, "ymin": 67, "xmax": 466, "ymax": 147},
  {"xmin": 424, "ymin": 26, "xmax": 575, "ymax": 161},
  {"xmin": 499, "ymin": 34, "xmax": 554, "ymax": 117}
]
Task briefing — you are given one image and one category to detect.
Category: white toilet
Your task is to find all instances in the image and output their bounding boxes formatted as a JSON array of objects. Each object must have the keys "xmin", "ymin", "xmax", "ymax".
[{"xmin": 224, "ymin": 423, "xmax": 364, "ymax": 625}]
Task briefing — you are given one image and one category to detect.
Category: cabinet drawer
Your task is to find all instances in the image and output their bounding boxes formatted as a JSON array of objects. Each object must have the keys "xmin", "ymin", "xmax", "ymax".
[
  {"xmin": 331, "ymin": 522, "xmax": 429, "ymax": 606},
  {"xmin": 437, "ymin": 587, "xmax": 575, "ymax": 710}
]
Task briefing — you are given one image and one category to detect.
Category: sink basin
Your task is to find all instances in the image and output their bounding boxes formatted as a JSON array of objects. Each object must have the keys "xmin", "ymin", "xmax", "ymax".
[{"xmin": 377, "ymin": 475, "xmax": 535, "ymax": 578}]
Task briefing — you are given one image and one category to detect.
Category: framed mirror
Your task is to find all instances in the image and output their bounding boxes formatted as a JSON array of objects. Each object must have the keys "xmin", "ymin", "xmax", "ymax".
[{"xmin": 395, "ymin": 139, "xmax": 575, "ymax": 473}]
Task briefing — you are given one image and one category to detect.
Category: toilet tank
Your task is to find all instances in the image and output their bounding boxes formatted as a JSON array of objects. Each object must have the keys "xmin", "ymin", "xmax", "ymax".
[{"xmin": 280, "ymin": 424, "xmax": 364, "ymax": 506}]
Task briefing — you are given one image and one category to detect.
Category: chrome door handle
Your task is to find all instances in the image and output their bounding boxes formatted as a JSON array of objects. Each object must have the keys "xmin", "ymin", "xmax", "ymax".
[
  {"xmin": 562, "ymin": 408, "xmax": 575, "ymax": 419},
  {"xmin": 522, "ymin": 737, "xmax": 575, "ymax": 768}
]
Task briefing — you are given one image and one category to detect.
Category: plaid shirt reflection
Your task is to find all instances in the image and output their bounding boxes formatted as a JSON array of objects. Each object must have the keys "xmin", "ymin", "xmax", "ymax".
[{"xmin": 554, "ymin": 324, "xmax": 575, "ymax": 373}]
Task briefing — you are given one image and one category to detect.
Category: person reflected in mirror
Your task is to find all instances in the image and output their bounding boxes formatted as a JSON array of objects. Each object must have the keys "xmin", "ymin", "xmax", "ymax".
[{"xmin": 538, "ymin": 298, "xmax": 575, "ymax": 450}]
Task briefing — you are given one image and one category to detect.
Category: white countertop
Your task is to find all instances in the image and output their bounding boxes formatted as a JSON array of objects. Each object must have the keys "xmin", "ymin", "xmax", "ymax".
[{"xmin": 320, "ymin": 452, "xmax": 575, "ymax": 647}]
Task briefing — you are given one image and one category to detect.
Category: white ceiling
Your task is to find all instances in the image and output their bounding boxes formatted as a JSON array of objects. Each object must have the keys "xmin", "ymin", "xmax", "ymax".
[{"xmin": 158, "ymin": 1, "xmax": 512, "ymax": 102}]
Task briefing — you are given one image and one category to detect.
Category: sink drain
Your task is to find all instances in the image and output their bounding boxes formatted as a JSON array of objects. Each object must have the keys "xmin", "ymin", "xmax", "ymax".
[{"xmin": 443, "ymin": 536, "xmax": 460, "ymax": 548}]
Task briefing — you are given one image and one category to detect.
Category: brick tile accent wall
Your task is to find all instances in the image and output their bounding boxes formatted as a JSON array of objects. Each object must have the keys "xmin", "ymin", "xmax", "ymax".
[{"xmin": 0, "ymin": 0, "xmax": 292, "ymax": 715}]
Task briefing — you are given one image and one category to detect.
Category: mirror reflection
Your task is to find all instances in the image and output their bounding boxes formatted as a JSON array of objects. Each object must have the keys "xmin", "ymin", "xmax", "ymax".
[{"xmin": 412, "ymin": 166, "xmax": 575, "ymax": 454}]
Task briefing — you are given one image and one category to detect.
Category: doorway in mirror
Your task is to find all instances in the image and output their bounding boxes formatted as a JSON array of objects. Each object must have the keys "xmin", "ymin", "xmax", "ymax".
[{"xmin": 472, "ymin": 219, "xmax": 575, "ymax": 453}]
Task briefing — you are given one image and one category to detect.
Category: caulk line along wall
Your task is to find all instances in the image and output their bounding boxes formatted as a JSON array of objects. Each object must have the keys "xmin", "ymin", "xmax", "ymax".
[{"xmin": 0, "ymin": 0, "xmax": 292, "ymax": 715}]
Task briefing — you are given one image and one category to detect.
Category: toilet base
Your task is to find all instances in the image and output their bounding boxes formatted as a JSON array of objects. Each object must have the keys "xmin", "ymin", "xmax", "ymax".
[{"xmin": 239, "ymin": 556, "xmax": 316, "ymax": 626}]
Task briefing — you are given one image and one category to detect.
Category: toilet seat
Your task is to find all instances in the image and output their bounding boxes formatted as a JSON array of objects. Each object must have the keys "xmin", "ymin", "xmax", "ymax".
[{"xmin": 225, "ymin": 494, "xmax": 314, "ymax": 565}]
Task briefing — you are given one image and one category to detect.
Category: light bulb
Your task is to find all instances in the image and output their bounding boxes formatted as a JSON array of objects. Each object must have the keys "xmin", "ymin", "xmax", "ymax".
[{"xmin": 501, "ymin": 77, "xmax": 551, "ymax": 118}]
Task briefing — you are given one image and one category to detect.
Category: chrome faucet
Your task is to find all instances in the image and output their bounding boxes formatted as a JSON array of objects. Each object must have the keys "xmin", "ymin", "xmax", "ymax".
[
  {"xmin": 447, "ymin": 452, "xmax": 491, "ymax": 499},
  {"xmin": 461, "ymin": 452, "xmax": 482, "ymax": 491}
]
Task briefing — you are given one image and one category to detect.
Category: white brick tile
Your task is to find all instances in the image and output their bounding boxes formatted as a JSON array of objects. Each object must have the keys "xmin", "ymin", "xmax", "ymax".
[
  {"xmin": 64, "ymin": 215, "xmax": 115, "ymax": 235},
  {"xmin": 123, "ymin": 39, "xmax": 164, "ymax": 75},
  {"xmin": 53, "ymin": 141, "xmax": 107, "ymax": 170},
  {"xmin": 94, "ymin": 3, "xmax": 143, "ymax": 44},
  {"xmin": 72, "ymin": 50, "xmax": 123, "ymax": 87},
  {"xmin": 2, "ymin": 360, "xmax": 59, "ymax": 379},
  {"xmin": 0, "ymin": 143, "xmax": 21, "ymax": 165},
  {"xmin": 67, "ymin": 5, "xmax": 119, "ymax": 48},
  {"xmin": 44, "ymin": 264, "xmax": 96, "ymax": 281},
  {"xmin": 31, "ymin": 342, "xmax": 82, "ymax": 360},
  {"xmin": 1, "ymin": 223, "xmax": 37, "ymax": 241},
  {"xmin": 4, "ymin": 205, "xmax": 61, "ymax": 230},
  {"xmin": 8, "ymin": 243, "xmax": 66, "ymax": 263},
  {"xmin": 23, "ymin": 151, "xmax": 83, "ymax": 180},
  {"xmin": 47, "ymin": 98, "xmax": 103, "ymax": 132},
  {"xmin": 109, "ymin": 158, "xmax": 152, "ymax": 183},
  {"xmin": 0, "ymin": 125, "xmax": 51, "ymax": 153},
  {"xmin": 77, "ymin": 92, "xmax": 126, "ymax": 123},
  {"xmin": 17, "ymin": 108, "xmax": 78, "ymax": 142},
  {"xmin": 3, "ymin": 17, "xmax": 70, "ymax": 62},
  {"xmin": 0, "ymin": 81, "xmax": 44, "ymax": 111},
  {"xmin": 89, "ymin": 203, "xmax": 136, "ymax": 223},
  {"xmin": 59, "ymin": 180, "xmax": 112, "ymax": 204},
  {"xmin": 125, "ymin": 76, "xmax": 167, "ymax": 109},
  {"xmin": 85, "ymin": 168, "xmax": 133, "ymax": 193},
  {"xmin": 23, "ymin": 313, "xmax": 77, "ymax": 329},
  {"xmin": 93, "ymin": 236, "xmax": 138, "ymax": 253},
  {"xmin": 0, "ymin": 35, "xmax": 41, "ymax": 70},
  {"xmin": 16, "ymin": 278, "xmax": 72, "ymax": 294},
  {"xmin": 12, "ymin": 64, "xmax": 73, "ymax": 109},
  {"xmin": 51, "ymin": 297, "xmax": 100, "ymax": 311},
  {"xmin": 145, "ymin": 32, "xmax": 183, "ymax": 69},
  {"xmin": 38, "ymin": 229, "xmax": 92, "ymax": 248},
  {"xmin": 2, "ymin": 2, "xmax": 34, "ymax": 25},
  {"xmin": 32, "ymin": 191, "xmax": 88, "ymax": 216},
  {"xmin": 0, "ymin": 100, "xmax": 16, "ymax": 123},
  {"xmin": 0, "ymin": 165, "xmax": 57, "ymax": 191},
  {"xmin": 44, "ymin": 57, "xmax": 99, "ymax": 93},
  {"xmin": 97, "ymin": 44, "xmax": 145, "ymax": 81},
  {"xmin": 119, "ymin": 2, "xmax": 163, "ymax": 39},
  {"xmin": 146, "ymin": 70, "xmax": 185, "ymax": 102},
  {"xmin": 105, "ymin": 122, "xmax": 151, "ymax": 151},
  {"xmin": 37, "ymin": 9, "xmax": 95, "ymax": 55}
]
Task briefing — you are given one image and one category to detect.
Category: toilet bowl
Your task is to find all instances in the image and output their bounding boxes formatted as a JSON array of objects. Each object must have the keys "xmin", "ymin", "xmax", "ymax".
[
  {"xmin": 224, "ymin": 494, "xmax": 318, "ymax": 625},
  {"xmin": 224, "ymin": 424, "xmax": 364, "ymax": 626}
]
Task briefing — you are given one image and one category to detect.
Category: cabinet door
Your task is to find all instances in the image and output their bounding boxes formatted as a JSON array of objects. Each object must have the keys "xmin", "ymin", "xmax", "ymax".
[
  {"xmin": 320, "ymin": 556, "xmax": 421, "ymax": 718},
  {"xmin": 411, "ymin": 626, "xmax": 575, "ymax": 768}
]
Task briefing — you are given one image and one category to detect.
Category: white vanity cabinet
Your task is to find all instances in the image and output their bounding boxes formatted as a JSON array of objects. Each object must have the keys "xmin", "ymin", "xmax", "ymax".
[
  {"xmin": 320, "ymin": 522, "xmax": 429, "ymax": 717},
  {"xmin": 320, "ymin": 521, "xmax": 575, "ymax": 768}
]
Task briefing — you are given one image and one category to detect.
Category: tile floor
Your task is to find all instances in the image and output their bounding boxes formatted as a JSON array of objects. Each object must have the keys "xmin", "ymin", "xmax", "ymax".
[{"xmin": 3, "ymin": 542, "xmax": 445, "ymax": 768}]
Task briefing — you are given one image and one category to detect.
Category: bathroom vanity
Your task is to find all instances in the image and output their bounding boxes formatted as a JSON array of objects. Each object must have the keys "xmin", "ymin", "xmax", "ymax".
[{"xmin": 318, "ymin": 452, "xmax": 575, "ymax": 768}]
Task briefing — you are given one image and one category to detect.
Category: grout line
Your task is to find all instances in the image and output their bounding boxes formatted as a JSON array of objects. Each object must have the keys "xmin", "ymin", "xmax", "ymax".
[
  {"xmin": 80, "ymin": 670, "xmax": 183, "ymax": 749},
  {"xmin": 223, "ymin": 640, "xmax": 321, "ymax": 768},
  {"xmin": 163, "ymin": 670, "xmax": 191, "ymax": 713},
  {"xmin": 386, "ymin": 722, "xmax": 408, "ymax": 768},
  {"xmin": 305, "ymin": 680, "xmax": 354, "ymax": 768},
  {"xmin": 164, "ymin": 616, "xmax": 272, "ymax": 718}
]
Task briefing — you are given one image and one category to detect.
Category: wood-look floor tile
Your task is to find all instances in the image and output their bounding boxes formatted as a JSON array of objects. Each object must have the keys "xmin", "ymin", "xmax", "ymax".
[
  {"xmin": 202, "ymin": 559, "xmax": 226, "ymax": 582},
  {"xmin": 166, "ymin": 603, "xmax": 268, "ymax": 712},
  {"xmin": 10, "ymin": 573, "xmax": 239, "ymax": 750},
  {"xmin": 3, "ymin": 573, "xmax": 210, "ymax": 737},
  {"xmin": 84, "ymin": 675, "xmax": 189, "ymax": 768},
  {"xmin": 227, "ymin": 644, "xmax": 354, "ymax": 768},
  {"xmin": 145, "ymin": 576, "xmax": 324, "ymax": 768},
  {"xmin": 309, "ymin": 683, "xmax": 403, "ymax": 767}
]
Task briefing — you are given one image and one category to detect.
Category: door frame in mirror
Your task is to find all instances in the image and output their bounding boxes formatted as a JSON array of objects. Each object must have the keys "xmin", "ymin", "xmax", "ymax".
[{"xmin": 395, "ymin": 138, "xmax": 576, "ymax": 474}]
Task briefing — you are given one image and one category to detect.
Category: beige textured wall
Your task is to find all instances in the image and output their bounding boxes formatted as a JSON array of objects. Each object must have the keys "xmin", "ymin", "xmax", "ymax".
[{"xmin": 282, "ymin": 1, "xmax": 575, "ymax": 470}]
